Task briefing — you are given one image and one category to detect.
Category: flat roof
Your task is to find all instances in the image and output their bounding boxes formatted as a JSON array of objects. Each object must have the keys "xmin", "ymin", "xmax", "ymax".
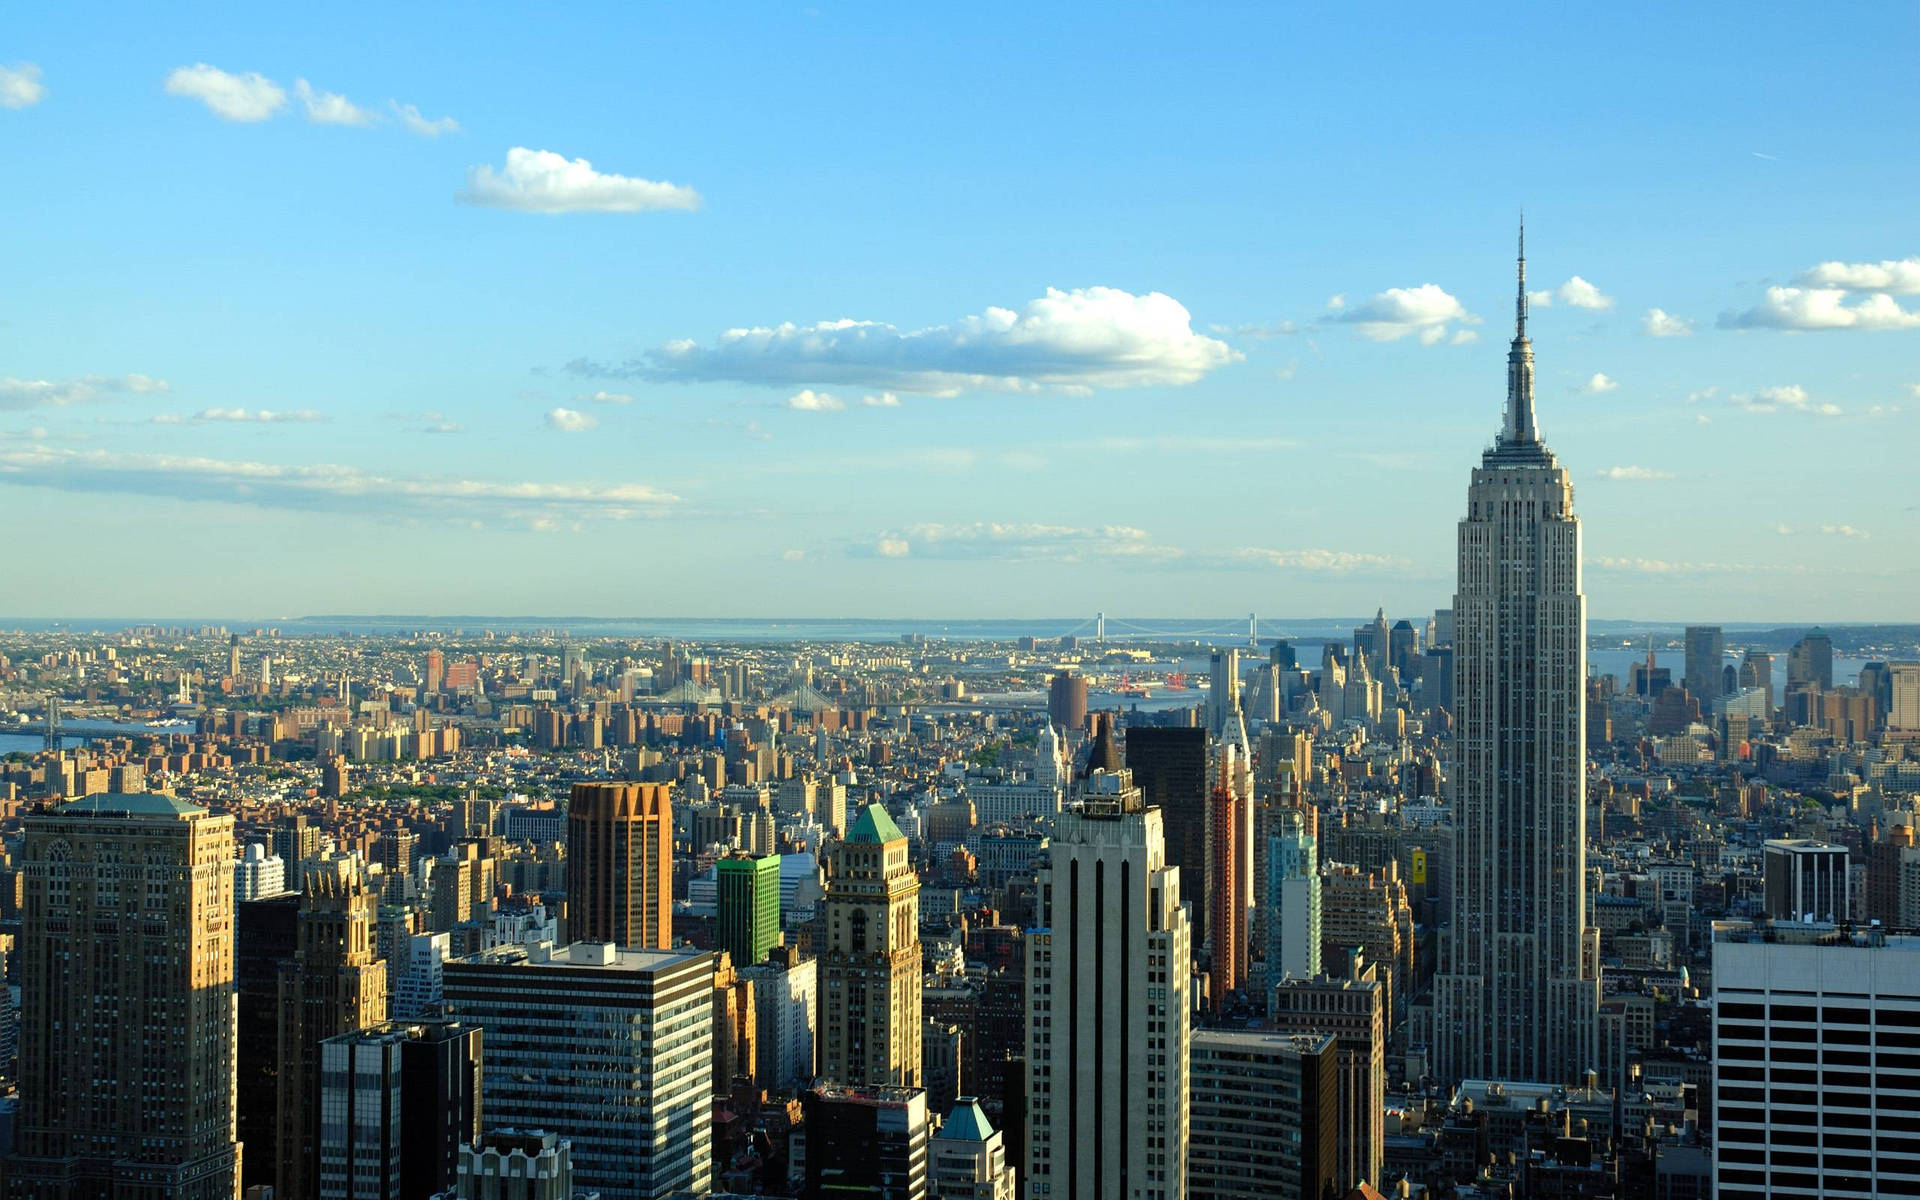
[
  {"xmin": 53, "ymin": 793, "xmax": 204, "ymax": 818},
  {"xmin": 454, "ymin": 941, "xmax": 711, "ymax": 973}
]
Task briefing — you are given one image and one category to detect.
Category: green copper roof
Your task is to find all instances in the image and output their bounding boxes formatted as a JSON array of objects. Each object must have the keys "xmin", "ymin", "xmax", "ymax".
[
  {"xmin": 937, "ymin": 1098, "xmax": 995, "ymax": 1143},
  {"xmin": 847, "ymin": 802, "xmax": 903, "ymax": 844},
  {"xmin": 56, "ymin": 793, "xmax": 204, "ymax": 818}
]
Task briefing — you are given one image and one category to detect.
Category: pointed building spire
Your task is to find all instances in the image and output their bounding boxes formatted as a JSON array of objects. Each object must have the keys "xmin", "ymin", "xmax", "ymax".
[{"xmin": 1503, "ymin": 215, "xmax": 1540, "ymax": 445}]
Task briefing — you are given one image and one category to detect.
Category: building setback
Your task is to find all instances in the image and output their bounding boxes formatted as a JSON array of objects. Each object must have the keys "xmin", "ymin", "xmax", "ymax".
[{"xmin": 1431, "ymin": 231, "xmax": 1600, "ymax": 1086}]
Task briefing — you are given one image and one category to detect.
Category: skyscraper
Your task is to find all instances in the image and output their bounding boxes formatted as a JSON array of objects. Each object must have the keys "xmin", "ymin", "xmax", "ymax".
[
  {"xmin": 1124, "ymin": 726, "xmax": 1209, "ymax": 948},
  {"xmin": 1787, "ymin": 627, "xmax": 1835, "ymax": 691},
  {"xmin": 1431, "ymin": 231, "xmax": 1600, "ymax": 1086},
  {"xmin": 1186, "ymin": 1030, "xmax": 1339, "ymax": 1200},
  {"xmin": 567, "ymin": 781, "xmax": 672, "ymax": 949},
  {"xmin": 278, "ymin": 859, "xmax": 390, "ymax": 1200},
  {"xmin": 801, "ymin": 1085, "xmax": 931, "ymax": 1200},
  {"xmin": 1207, "ymin": 781, "xmax": 1247, "ymax": 998},
  {"xmin": 7, "ymin": 795, "xmax": 241, "ymax": 1200},
  {"xmin": 445, "ymin": 942, "xmax": 715, "ymax": 1200},
  {"xmin": 821, "ymin": 804, "xmax": 923, "ymax": 1088},
  {"xmin": 1713, "ymin": 921, "xmax": 1920, "ymax": 1197},
  {"xmin": 1683, "ymin": 625, "xmax": 1726, "ymax": 703},
  {"xmin": 1206, "ymin": 649, "xmax": 1246, "ymax": 747},
  {"xmin": 1047, "ymin": 670, "xmax": 1088, "ymax": 736},
  {"xmin": 315, "ymin": 1020, "xmax": 482, "ymax": 1200},
  {"xmin": 1025, "ymin": 766, "xmax": 1191, "ymax": 1200},
  {"xmin": 716, "ymin": 850, "xmax": 782, "ymax": 967},
  {"xmin": 1267, "ymin": 805, "xmax": 1322, "ymax": 983}
]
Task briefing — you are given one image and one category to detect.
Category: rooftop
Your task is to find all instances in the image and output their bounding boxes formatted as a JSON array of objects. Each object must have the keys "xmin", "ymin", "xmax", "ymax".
[
  {"xmin": 847, "ymin": 802, "xmax": 904, "ymax": 844},
  {"xmin": 455, "ymin": 940, "xmax": 710, "ymax": 973},
  {"xmin": 51, "ymin": 792, "xmax": 204, "ymax": 819},
  {"xmin": 935, "ymin": 1097, "xmax": 996, "ymax": 1144}
]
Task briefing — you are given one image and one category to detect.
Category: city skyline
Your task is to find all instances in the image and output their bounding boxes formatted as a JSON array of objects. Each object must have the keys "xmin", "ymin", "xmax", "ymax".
[{"xmin": 3, "ymin": 3, "xmax": 1917, "ymax": 620}]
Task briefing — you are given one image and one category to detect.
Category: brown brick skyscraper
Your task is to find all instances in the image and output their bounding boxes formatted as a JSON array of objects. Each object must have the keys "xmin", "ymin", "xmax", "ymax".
[
  {"xmin": 8, "ymin": 794, "xmax": 242, "ymax": 1200},
  {"xmin": 568, "ymin": 782, "xmax": 673, "ymax": 949}
]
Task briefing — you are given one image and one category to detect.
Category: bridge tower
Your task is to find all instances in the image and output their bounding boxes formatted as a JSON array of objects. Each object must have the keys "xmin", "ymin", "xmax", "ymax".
[{"xmin": 1096, "ymin": 611, "xmax": 1106, "ymax": 642}]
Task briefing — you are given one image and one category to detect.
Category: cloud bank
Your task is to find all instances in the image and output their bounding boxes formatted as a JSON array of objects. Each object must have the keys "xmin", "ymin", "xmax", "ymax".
[
  {"xmin": 0, "ymin": 444, "xmax": 676, "ymax": 524},
  {"xmin": 0, "ymin": 374, "xmax": 170, "ymax": 409},
  {"xmin": 572, "ymin": 287, "xmax": 1239, "ymax": 394}
]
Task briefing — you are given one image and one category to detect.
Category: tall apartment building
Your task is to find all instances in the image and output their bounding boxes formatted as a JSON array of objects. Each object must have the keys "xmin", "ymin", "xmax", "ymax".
[
  {"xmin": 445, "ymin": 941, "xmax": 715, "ymax": 1200},
  {"xmin": 7, "ymin": 795, "xmax": 241, "ymax": 1200},
  {"xmin": 1433, "ymin": 235, "xmax": 1600, "ymax": 1085},
  {"xmin": 1267, "ymin": 806, "xmax": 1322, "ymax": 982},
  {"xmin": 316, "ymin": 1021, "xmax": 482, "ymax": 1200},
  {"xmin": 1186, "ymin": 1030, "xmax": 1339, "ymax": 1200},
  {"xmin": 821, "ymin": 804, "xmax": 923, "ymax": 1088},
  {"xmin": 717, "ymin": 850, "xmax": 782, "ymax": 967},
  {"xmin": 1713, "ymin": 920, "xmax": 1920, "ymax": 1198},
  {"xmin": 1207, "ymin": 782, "xmax": 1247, "ymax": 996},
  {"xmin": 567, "ymin": 781, "xmax": 672, "ymax": 949},
  {"xmin": 278, "ymin": 858, "xmax": 391, "ymax": 1200},
  {"xmin": 799, "ymin": 1086, "xmax": 930, "ymax": 1200},
  {"xmin": 1270, "ymin": 967, "xmax": 1385, "ymax": 1193},
  {"xmin": 1026, "ymin": 767, "xmax": 1191, "ymax": 1200}
]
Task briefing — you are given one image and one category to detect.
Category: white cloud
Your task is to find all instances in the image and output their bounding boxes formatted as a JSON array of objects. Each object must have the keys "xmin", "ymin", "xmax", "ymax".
[
  {"xmin": 422, "ymin": 422, "xmax": 465, "ymax": 434},
  {"xmin": 861, "ymin": 391, "xmax": 901, "ymax": 407},
  {"xmin": 164, "ymin": 63, "xmax": 287, "ymax": 122},
  {"xmin": 544, "ymin": 407, "xmax": 598, "ymax": 432},
  {"xmin": 1556, "ymin": 276, "xmax": 1614, "ymax": 309},
  {"xmin": 0, "ymin": 63, "xmax": 45, "ymax": 110},
  {"xmin": 780, "ymin": 549, "xmax": 809, "ymax": 562},
  {"xmin": 1593, "ymin": 557, "xmax": 1768, "ymax": 576},
  {"xmin": 1218, "ymin": 547, "xmax": 1404, "ymax": 571},
  {"xmin": 582, "ymin": 390, "xmax": 633, "ymax": 405},
  {"xmin": 1797, "ymin": 256, "xmax": 1920, "ymax": 294},
  {"xmin": 785, "ymin": 389, "xmax": 845, "ymax": 412},
  {"xmin": 1595, "ymin": 465, "xmax": 1670, "ymax": 481},
  {"xmin": 459, "ymin": 147, "xmax": 701, "ymax": 214},
  {"xmin": 859, "ymin": 521, "xmax": 1167, "ymax": 562},
  {"xmin": 391, "ymin": 101, "xmax": 458, "ymax": 136},
  {"xmin": 0, "ymin": 444, "xmax": 677, "ymax": 523},
  {"xmin": 193, "ymin": 407, "xmax": 323, "ymax": 423},
  {"xmin": 0, "ymin": 373, "xmax": 171, "ymax": 409},
  {"xmin": 1642, "ymin": 308, "xmax": 1694, "ymax": 337},
  {"xmin": 1215, "ymin": 320, "xmax": 1297, "ymax": 339},
  {"xmin": 1451, "ymin": 330, "xmax": 1479, "ymax": 345},
  {"xmin": 1328, "ymin": 284, "xmax": 1478, "ymax": 344},
  {"xmin": 293, "ymin": 78, "xmax": 375, "ymax": 126},
  {"xmin": 575, "ymin": 286, "xmax": 1239, "ymax": 394},
  {"xmin": 1777, "ymin": 523, "xmax": 1874, "ymax": 540},
  {"xmin": 1579, "ymin": 373, "xmax": 1618, "ymax": 394},
  {"xmin": 1729, "ymin": 384, "xmax": 1841, "ymax": 416},
  {"xmin": 1722, "ymin": 285, "xmax": 1920, "ymax": 331},
  {"xmin": 1528, "ymin": 290, "xmax": 1553, "ymax": 308}
]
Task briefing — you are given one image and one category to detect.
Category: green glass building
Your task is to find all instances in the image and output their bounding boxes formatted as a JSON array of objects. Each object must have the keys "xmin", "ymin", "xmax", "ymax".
[{"xmin": 716, "ymin": 852, "xmax": 782, "ymax": 967}]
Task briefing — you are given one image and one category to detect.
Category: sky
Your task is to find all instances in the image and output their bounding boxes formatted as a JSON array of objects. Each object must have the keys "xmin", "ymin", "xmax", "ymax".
[{"xmin": 1, "ymin": 2, "xmax": 1916, "ymax": 622}]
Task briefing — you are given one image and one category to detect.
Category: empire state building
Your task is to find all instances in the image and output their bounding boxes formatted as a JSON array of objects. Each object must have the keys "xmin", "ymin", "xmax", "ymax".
[{"xmin": 1431, "ymin": 229, "xmax": 1600, "ymax": 1084}]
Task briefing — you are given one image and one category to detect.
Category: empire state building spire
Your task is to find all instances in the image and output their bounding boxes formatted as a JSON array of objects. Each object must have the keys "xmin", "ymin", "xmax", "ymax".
[{"xmin": 1503, "ymin": 218, "xmax": 1539, "ymax": 446}]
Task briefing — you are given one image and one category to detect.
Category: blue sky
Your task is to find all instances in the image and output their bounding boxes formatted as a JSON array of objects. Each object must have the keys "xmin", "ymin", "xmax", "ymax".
[{"xmin": 1, "ymin": 2, "xmax": 1915, "ymax": 620}]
